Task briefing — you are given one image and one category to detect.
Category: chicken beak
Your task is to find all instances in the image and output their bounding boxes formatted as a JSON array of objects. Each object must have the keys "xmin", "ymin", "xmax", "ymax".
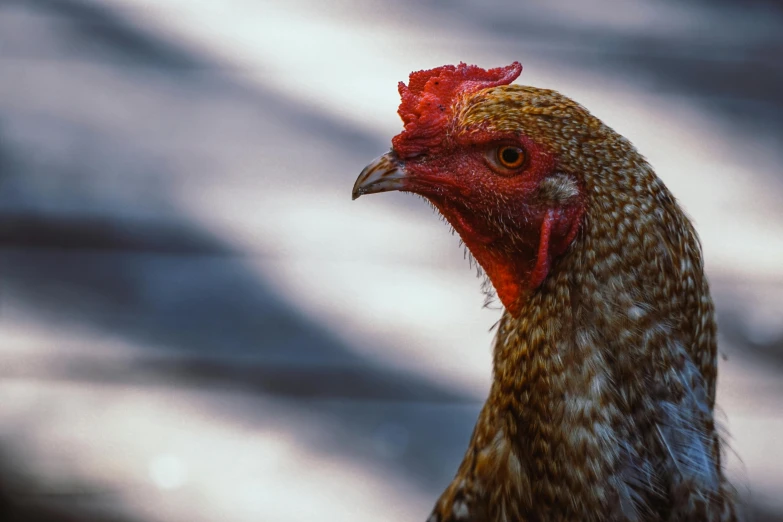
[{"xmin": 352, "ymin": 151, "xmax": 406, "ymax": 200}]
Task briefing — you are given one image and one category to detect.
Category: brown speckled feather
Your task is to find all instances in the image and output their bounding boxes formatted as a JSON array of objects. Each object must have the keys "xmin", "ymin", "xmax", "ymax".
[{"xmin": 428, "ymin": 86, "xmax": 736, "ymax": 522}]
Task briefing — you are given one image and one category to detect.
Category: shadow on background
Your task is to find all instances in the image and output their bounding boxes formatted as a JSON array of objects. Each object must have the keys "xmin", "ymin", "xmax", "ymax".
[{"xmin": 0, "ymin": 1, "xmax": 481, "ymax": 519}]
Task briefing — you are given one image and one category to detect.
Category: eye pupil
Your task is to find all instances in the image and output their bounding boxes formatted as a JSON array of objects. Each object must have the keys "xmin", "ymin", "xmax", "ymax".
[
  {"xmin": 501, "ymin": 148, "xmax": 519, "ymax": 165},
  {"xmin": 497, "ymin": 146, "xmax": 525, "ymax": 169},
  {"xmin": 489, "ymin": 145, "xmax": 526, "ymax": 173}
]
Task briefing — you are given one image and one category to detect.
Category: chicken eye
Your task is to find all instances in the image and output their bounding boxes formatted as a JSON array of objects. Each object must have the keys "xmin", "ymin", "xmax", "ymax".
[{"xmin": 496, "ymin": 146, "xmax": 526, "ymax": 170}]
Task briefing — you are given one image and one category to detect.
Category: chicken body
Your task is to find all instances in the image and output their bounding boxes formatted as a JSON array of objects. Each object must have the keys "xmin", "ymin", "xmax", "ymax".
[{"xmin": 353, "ymin": 63, "xmax": 737, "ymax": 521}]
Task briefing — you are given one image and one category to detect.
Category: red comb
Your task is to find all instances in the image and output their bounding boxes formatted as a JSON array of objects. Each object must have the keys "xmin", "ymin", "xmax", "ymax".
[{"xmin": 391, "ymin": 62, "xmax": 523, "ymax": 158}]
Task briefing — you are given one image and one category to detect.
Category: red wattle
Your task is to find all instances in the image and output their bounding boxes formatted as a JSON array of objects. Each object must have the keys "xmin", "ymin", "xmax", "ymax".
[{"xmin": 529, "ymin": 209, "xmax": 555, "ymax": 291}]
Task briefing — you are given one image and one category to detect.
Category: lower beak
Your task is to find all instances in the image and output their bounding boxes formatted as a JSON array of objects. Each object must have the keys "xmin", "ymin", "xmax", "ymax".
[{"xmin": 352, "ymin": 151, "xmax": 406, "ymax": 200}]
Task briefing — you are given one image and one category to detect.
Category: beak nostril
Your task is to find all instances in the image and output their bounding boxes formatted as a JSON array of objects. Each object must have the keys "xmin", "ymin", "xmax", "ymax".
[{"xmin": 352, "ymin": 151, "xmax": 407, "ymax": 200}]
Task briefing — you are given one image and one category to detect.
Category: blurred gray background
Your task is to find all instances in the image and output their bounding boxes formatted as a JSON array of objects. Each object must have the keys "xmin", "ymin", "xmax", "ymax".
[{"xmin": 0, "ymin": 0, "xmax": 781, "ymax": 520}]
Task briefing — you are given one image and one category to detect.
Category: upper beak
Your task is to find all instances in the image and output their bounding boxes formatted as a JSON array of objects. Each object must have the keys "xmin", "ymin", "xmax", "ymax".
[{"xmin": 352, "ymin": 151, "xmax": 406, "ymax": 200}]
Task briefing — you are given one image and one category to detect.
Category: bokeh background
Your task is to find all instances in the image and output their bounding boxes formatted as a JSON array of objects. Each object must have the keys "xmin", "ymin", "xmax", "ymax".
[{"xmin": 0, "ymin": 0, "xmax": 782, "ymax": 520}]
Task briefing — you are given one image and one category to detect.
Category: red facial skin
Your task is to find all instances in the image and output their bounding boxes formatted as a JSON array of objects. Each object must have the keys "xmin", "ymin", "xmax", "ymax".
[
  {"xmin": 396, "ymin": 131, "xmax": 584, "ymax": 316},
  {"xmin": 387, "ymin": 62, "xmax": 584, "ymax": 315}
]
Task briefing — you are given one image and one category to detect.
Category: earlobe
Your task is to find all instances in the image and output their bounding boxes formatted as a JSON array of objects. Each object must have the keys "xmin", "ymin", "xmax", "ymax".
[{"xmin": 536, "ymin": 173, "xmax": 580, "ymax": 205}]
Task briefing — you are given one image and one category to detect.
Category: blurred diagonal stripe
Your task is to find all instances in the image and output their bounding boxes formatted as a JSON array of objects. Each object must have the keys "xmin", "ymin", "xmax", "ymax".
[
  {"xmin": 0, "ymin": 215, "xmax": 234, "ymax": 253},
  {"xmin": 0, "ymin": 353, "xmax": 473, "ymax": 402}
]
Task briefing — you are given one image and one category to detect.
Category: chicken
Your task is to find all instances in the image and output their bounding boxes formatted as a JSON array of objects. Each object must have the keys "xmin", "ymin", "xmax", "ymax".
[{"xmin": 352, "ymin": 62, "xmax": 738, "ymax": 521}]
